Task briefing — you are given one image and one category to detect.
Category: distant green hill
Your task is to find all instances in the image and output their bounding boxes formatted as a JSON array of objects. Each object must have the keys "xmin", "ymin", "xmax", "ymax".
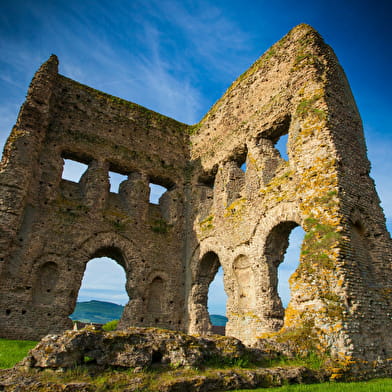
[
  {"xmin": 210, "ymin": 315, "xmax": 228, "ymax": 326},
  {"xmin": 70, "ymin": 300, "xmax": 124, "ymax": 324},
  {"xmin": 70, "ymin": 300, "xmax": 228, "ymax": 326}
]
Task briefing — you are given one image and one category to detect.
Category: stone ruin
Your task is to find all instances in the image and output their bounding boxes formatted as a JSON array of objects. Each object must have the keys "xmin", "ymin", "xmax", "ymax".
[{"xmin": 0, "ymin": 24, "xmax": 391, "ymax": 374}]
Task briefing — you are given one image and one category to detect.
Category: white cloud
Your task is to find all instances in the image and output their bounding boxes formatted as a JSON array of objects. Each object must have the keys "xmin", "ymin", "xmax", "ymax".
[
  {"xmin": 134, "ymin": 0, "xmax": 252, "ymax": 76},
  {"xmin": 77, "ymin": 290, "xmax": 129, "ymax": 306}
]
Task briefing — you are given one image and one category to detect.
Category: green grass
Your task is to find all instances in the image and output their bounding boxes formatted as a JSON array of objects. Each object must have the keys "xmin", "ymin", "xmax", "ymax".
[
  {"xmin": 232, "ymin": 378, "xmax": 392, "ymax": 391},
  {"xmin": 1, "ymin": 340, "xmax": 391, "ymax": 391},
  {"xmin": 102, "ymin": 319, "xmax": 119, "ymax": 331},
  {"xmin": 258, "ymin": 352, "xmax": 326, "ymax": 370},
  {"xmin": 0, "ymin": 338, "xmax": 38, "ymax": 369}
]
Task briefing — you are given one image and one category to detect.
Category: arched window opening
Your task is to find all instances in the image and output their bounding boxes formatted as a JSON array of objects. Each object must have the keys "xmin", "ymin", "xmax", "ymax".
[
  {"xmin": 148, "ymin": 177, "xmax": 175, "ymax": 205},
  {"xmin": 277, "ymin": 226, "xmax": 305, "ymax": 308},
  {"xmin": 70, "ymin": 256, "xmax": 128, "ymax": 325},
  {"xmin": 62, "ymin": 158, "xmax": 88, "ymax": 182},
  {"xmin": 208, "ymin": 266, "xmax": 228, "ymax": 331},
  {"xmin": 225, "ymin": 148, "xmax": 247, "ymax": 206},
  {"xmin": 194, "ymin": 251, "xmax": 227, "ymax": 335},
  {"xmin": 109, "ymin": 170, "xmax": 128, "ymax": 193},
  {"xmin": 236, "ymin": 153, "xmax": 247, "ymax": 173}
]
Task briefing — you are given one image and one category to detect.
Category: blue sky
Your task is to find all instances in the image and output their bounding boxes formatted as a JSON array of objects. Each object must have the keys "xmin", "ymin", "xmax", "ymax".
[{"xmin": 1, "ymin": 0, "xmax": 391, "ymax": 315}]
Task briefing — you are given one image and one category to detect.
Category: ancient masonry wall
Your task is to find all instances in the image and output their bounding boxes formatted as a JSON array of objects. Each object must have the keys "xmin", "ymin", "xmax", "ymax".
[
  {"xmin": 0, "ymin": 56, "xmax": 190, "ymax": 339},
  {"xmin": 0, "ymin": 24, "xmax": 391, "ymax": 375}
]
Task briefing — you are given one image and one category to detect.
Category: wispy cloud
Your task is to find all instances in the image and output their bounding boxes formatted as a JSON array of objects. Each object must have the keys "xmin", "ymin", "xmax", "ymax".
[
  {"xmin": 55, "ymin": 4, "xmax": 205, "ymax": 123},
  {"xmin": 0, "ymin": 0, "xmax": 253, "ymax": 130},
  {"xmin": 77, "ymin": 289, "xmax": 129, "ymax": 306},
  {"xmin": 133, "ymin": 0, "xmax": 252, "ymax": 76}
]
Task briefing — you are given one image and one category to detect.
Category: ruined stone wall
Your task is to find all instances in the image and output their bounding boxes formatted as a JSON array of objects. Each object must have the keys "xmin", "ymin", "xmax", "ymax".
[
  {"xmin": 185, "ymin": 24, "xmax": 392, "ymax": 369},
  {"xmin": 0, "ymin": 56, "xmax": 190, "ymax": 339},
  {"xmin": 0, "ymin": 24, "xmax": 391, "ymax": 375}
]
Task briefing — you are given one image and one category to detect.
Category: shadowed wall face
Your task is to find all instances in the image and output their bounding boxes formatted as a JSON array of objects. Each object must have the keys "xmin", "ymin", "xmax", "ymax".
[
  {"xmin": 0, "ymin": 54, "xmax": 190, "ymax": 340},
  {"xmin": 0, "ymin": 24, "xmax": 391, "ymax": 377}
]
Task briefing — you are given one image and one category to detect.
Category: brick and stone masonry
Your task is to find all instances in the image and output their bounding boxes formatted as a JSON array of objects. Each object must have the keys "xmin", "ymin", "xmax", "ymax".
[{"xmin": 0, "ymin": 24, "xmax": 391, "ymax": 375}]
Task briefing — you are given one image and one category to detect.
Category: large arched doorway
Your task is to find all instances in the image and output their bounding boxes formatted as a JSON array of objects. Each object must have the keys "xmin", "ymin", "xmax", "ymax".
[
  {"xmin": 70, "ymin": 247, "xmax": 129, "ymax": 326},
  {"xmin": 188, "ymin": 251, "xmax": 227, "ymax": 334},
  {"xmin": 277, "ymin": 226, "xmax": 305, "ymax": 308},
  {"xmin": 264, "ymin": 221, "xmax": 305, "ymax": 328},
  {"xmin": 208, "ymin": 265, "xmax": 228, "ymax": 333}
]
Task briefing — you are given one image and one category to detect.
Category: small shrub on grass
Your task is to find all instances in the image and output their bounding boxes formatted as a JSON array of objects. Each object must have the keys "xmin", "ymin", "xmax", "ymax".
[
  {"xmin": 102, "ymin": 319, "xmax": 119, "ymax": 331},
  {"xmin": 0, "ymin": 338, "xmax": 38, "ymax": 369}
]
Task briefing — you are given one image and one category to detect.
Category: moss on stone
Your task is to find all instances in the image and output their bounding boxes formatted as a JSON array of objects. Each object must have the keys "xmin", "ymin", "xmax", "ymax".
[
  {"xmin": 150, "ymin": 218, "xmax": 172, "ymax": 234},
  {"xmin": 199, "ymin": 215, "xmax": 214, "ymax": 231}
]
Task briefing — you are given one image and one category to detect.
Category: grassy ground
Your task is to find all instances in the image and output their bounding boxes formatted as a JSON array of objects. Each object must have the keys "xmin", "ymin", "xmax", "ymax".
[
  {"xmin": 0, "ymin": 338, "xmax": 37, "ymax": 369},
  {"xmin": 1, "ymin": 339, "xmax": 391, "ymax": 391},
  {"xmin": 233, "ymin": 378, "xmax": 392, "ymax": 391}
]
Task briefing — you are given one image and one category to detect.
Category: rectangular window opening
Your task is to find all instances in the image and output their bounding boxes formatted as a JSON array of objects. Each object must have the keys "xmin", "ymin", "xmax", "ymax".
[
  {"xmin": 62, "ymin": 159, "xmax": 89, "ymax": 183},
  {"xmin": 109, "ymin": 171, "xmax": 128, "ymax": 193},
  {"xmin": 149, "ymin": 183, "xmax": 168, "ymax": 205}
]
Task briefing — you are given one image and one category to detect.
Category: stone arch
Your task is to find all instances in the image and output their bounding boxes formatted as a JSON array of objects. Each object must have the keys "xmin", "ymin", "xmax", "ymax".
[
  {"xmin": 32, "ymin": 261, "xmax": 59, "ymax": 305},
  {"xmin": 253, "ymin": 203, "xmax": 302, "ymax": 241},
  {"xmin": 263, "ymin": 220, "xmax": 300, "ymax": 326},
  {"xmin": 68, "ymin": 234, "xmax": 133, "ymax": 295},
  {"xmin": 64, "ymin": 232, "xmax": 142, "ymax": 327},
  {"xmin": 188, "ymin": 246, "xmax": 225, "ymax": 335},
  {"xmin": 69, "ymin": 231, "xmax": 135, "ymax": 268},
  {"xmin": 244, "ymin": 204, "xmax": 304, "ymax": 333},
  {"xmin": 72, "ymin": 253, "xmax": 129, "ymax": 326}
]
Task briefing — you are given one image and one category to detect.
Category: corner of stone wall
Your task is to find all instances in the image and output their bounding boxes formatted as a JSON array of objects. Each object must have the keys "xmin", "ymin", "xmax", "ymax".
[{"xmin": 0, "ymin": 55, "xmax": 59, "ymax": 307}]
